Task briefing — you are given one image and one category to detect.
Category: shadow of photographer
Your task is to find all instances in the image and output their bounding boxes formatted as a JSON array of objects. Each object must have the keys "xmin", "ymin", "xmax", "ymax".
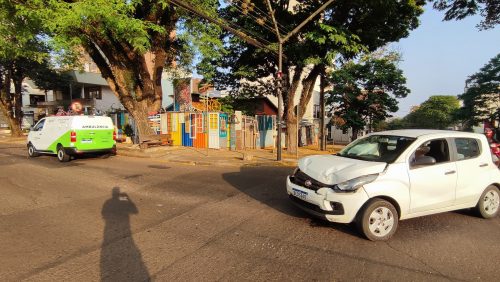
[{"xmin": 100, "ymin": 187, "xmax": 150, "ymax": 282}]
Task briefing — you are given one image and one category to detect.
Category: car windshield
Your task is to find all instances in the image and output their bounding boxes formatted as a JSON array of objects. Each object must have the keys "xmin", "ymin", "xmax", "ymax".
[{"xmin": 337, "ymin": 135, "xmax": 416, "ymax": 163}]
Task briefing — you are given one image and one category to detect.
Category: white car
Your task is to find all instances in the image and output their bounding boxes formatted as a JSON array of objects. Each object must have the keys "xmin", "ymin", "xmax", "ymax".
[{"xmin": 287, "ymin": 130, "xmax": 500, "ymax": 241}]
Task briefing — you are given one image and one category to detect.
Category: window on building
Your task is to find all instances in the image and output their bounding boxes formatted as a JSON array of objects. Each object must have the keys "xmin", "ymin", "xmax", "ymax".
[
  {"xmin": 84, "ymin": 87, "xmax": 102, "ymax": 99},
  {"xmin": 313, "ymin": 104, "xmax": 320, "ymax": 118},
  {"xmin": 29, "ymin": 95, "xmax": 45, "ymax": 106}
]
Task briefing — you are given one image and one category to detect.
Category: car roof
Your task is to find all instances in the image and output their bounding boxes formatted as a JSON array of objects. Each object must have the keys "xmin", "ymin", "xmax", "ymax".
[{"xmin": 368, "ymin": 129, "xmax": 483, "ymax": 139}]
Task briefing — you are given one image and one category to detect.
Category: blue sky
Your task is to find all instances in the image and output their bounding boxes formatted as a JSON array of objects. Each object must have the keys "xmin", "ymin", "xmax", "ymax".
[{"xmin": 391, "ymin": 4, "xmax": 500, "ymax": 117}]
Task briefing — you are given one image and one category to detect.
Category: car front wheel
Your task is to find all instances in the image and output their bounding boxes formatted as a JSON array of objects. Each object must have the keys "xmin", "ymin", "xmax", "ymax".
[
  {"xmin": 476, "ymin": 185, "xmax": 500, "ymax": 219},
  {"xmin": 357, "ymin": 199, "xmax": 399, "ymax": 241}
]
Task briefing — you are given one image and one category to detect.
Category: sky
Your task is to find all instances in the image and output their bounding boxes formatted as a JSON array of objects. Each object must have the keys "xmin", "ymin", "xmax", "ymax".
[{"xmin": 391, "ymin": 4, "xmax": 500, "ymax": 117}]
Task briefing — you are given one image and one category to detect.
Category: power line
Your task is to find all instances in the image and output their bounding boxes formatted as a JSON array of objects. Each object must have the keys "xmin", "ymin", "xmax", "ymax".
[
  {"xmin": 227, "ymin": 2, "xmax": 280, "ymax": 35},
  {"xmin": 169, "ymin": 0, "xmax": 276, "ymax": 53},
  {"xmin": 229, "ymin": 0, "xmax": 291, "ymax": 35}
]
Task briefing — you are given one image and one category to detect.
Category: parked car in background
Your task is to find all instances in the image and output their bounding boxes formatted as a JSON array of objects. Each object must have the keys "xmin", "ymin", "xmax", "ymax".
[
  {"xmin": 27, "ymin": 116, "xmax": 116, "ymax": 162},
  {"xmin": 287, "ymin": 130, "xmax": 500, "ymax": 241}
]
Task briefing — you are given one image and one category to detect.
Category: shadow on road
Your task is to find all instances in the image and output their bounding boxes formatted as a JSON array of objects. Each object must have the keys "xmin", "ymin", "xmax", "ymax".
[
  {"xmin": 100, "ymin": 187, "xmax": 150, "ymax": 282},
  {"xmin": 222, "ymin": 166, "xmax": 362, "ymax": 238}
]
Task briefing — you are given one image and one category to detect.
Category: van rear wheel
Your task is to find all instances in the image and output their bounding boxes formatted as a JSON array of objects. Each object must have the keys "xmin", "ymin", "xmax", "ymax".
[
  {"xmin": 57, "ymin": 146, "xmax": 70, "ymax": 162},
  {"xmin": 28, "ymin": 144, "xmax": 39, "ymax": 157}
]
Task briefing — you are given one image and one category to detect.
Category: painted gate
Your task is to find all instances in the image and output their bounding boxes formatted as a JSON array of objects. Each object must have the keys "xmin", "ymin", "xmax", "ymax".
[
  {"xmin": 208, "ymin": 112, "xmax": 219, "ymax": 149},
  {"xmin": 219, "ymin": 113, "xmax": 228, "ymax": 149}
]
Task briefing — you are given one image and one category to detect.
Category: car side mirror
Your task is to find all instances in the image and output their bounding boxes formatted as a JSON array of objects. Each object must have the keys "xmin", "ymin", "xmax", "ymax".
[
  {"xmin": 30, "ymin": 126, "xmax": 35, "ymax": 132},
  {"xmin": 413, "ymin": 156, "xmax": 436, "ymax": 167}
]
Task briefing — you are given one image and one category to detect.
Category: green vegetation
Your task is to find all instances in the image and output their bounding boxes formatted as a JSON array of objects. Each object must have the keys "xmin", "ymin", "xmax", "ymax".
[
  {"xmin": 327, "ymin": 53, "xmax": 410, "ymax": 141},
  {"xmin": 18, "ymin": 0, "xmax": 223, "ymax": 139},
  {"xmin": 456, "ymin": 53, "xmax": 499, "ymax": 130},
  {"xmin": 206, "ymin": 0, "xmax": 424, "ymax": 152}
]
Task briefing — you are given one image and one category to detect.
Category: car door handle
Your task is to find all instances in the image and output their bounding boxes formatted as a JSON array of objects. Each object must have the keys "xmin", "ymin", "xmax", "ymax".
[
  {"xmin": 479, "ymin": 163, "xmax": 488, "ymax": 167},
  {"xmin": 444, "ymin": 170, "xmax": 456, "ymax": 175}
]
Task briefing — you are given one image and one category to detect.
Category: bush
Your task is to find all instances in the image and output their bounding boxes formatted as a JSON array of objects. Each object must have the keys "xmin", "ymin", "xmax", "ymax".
[{"xmin": 123, "ymin": 124, "xmax": 134, "ymax": 137}]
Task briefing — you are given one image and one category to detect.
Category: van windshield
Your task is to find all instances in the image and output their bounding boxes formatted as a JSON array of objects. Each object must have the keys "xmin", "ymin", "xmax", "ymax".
[{"xmin": 337, "ymin": 135, "xmax": 416, "ymax": 163}]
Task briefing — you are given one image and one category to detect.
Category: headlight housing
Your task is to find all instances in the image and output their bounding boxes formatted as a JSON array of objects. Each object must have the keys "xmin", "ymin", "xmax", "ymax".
[{"xmin": 335, "ymin": 174, "xmax": 378, "ymax": 192}]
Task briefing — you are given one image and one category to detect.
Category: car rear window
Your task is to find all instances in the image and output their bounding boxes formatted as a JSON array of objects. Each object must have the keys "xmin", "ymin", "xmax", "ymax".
[{"xmin": 455, "ymin": 138, "xmax": 481, "ymax": 160}]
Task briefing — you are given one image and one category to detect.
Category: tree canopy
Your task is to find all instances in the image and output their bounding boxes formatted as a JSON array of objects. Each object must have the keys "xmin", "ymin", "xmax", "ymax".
[
  {"xmin": 18, "ymin": 0, "xmax": 224, "ymax": 138},
  {"xmin": 404, "ymin": 95, "xmax": 460, "ymax": 129},
  {"xmin": 327, "ymin": 53, "xmax": 410, "ymax": 141},
  {"xmin": 204, "ymin": 0, "xmax": 424, "ymax": 151},
  {"xmin": 456, "ymin": 53, "xmax": 500, "ymax": 129},
  {"xmin": 0, "ymin": 0, "xmax": 55, "ymax": 136},
  {"xmin": 433, "ymin": 0, "xmax": 499, "ymax": 29}
]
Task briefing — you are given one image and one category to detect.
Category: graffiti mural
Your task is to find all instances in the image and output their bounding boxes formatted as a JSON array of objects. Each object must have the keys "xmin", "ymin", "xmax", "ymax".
[{"xmin": 173, "ymin": 78, "xmax": 192, "ymax": 111}]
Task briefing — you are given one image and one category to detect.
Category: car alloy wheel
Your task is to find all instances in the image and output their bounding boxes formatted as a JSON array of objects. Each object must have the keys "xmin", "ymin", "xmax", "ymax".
[
  {"xmin": 482, "ymin": 189, "xmax": 499, "ymax": 216},
  {"xmin": 477, "ymin": 186, "xmax": 500, "ymax": 219},
  {"xmin": 368, "ymin": 206, "xmax": 395, "ymax": 237},
  {"xmin": 357, "ymin": 199, "xmax": 399, "ymax": 241}
]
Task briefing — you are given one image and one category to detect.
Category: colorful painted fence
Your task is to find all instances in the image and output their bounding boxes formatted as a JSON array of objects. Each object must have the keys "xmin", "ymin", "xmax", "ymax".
[{"xmin": 147, "ymin": 112, "xmax": 276, "ymax": 150}]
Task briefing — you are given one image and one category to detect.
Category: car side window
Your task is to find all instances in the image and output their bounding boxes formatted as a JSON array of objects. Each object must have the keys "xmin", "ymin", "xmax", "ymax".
[
  {"xmin": 454, "ymin": 138, "xmax": 480, "ymax": 160},
  {"xmin": 410, "ymin": 139, "xmax": 450, "ymax": 168},
  {"xmin": 33, "ymin": 119, "xmax": 45, "ymax": 131}
]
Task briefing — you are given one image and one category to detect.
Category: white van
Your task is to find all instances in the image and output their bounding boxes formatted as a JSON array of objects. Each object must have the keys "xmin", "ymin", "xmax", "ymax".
[{"xmin": 27, "ymin": 116, "xmax": 116, "ymax": 162}]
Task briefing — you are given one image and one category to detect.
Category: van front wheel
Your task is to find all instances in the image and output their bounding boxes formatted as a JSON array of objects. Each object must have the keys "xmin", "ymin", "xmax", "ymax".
[
  {"xmin": 28, "ymin": 144, "xmax": 39, "ymax": 157},
  {"xmin": 57, "ymin": 146, "xmax": 70, "ymax": 162}
]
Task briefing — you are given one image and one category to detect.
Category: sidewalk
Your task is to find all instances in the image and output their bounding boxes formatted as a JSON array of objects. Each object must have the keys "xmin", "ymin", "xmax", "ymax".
[
  {"xmin": 117, "ymin": 143, "xmax": 344, "ymax": 167},
  {"xmin": 0, "ymin": 131, "xmax": 344, "ymax": 167}
]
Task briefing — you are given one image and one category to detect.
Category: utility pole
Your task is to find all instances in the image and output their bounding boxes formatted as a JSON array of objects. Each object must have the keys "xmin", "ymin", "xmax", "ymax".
[
  {"xmin": 265, "ymin": 0, "xmax": 335, "ymax": 160},
  {"xmin": 319, "ymin": 71, "xmax": 326, "ymax": 151}
]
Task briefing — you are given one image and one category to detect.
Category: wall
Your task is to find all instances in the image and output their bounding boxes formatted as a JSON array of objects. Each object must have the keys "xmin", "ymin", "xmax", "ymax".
[{"xmin": 94, "ymin": 87, "xmax": 124, "ymax": 112}]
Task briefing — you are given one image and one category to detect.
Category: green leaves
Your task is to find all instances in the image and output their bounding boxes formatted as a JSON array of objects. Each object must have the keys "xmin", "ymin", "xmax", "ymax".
[
  {"xmin": 327, "ymin": 52, "xmax": 410, "ymax": 132},
  {"xmin": 404, "ymin": 96, "xmax": 460, "ymax": 129},
  {"xmin": 457, "ymin": 53, "xmax": 500, "ymax": 128}
]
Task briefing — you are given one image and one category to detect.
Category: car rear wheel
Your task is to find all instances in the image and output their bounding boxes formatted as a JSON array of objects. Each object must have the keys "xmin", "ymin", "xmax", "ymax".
[
  {"xmin": 28, "ymin": 144, "xmax": 39, "ymax": 157},
  {"xmin": 357, "ymin": 199, "xmax": 399, "ymax": 241},
  {"xmin": 476, "ymin": 185, "xmax": 500, "ymax": 219},
  {"xmin": 57, "ymin": 146, "xmax": 70, "ymax": 162}
]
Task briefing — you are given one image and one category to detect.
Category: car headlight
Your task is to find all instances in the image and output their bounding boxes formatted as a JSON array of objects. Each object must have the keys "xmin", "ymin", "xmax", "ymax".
[{"xmin": 335, "ymin": 174, "xmax": 378, "ymax": 192}]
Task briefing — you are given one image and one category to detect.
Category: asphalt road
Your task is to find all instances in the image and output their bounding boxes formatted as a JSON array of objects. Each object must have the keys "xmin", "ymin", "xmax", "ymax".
[{"xmin": 0, "ymin": 143, "xmax": 499, "ymax": 281}]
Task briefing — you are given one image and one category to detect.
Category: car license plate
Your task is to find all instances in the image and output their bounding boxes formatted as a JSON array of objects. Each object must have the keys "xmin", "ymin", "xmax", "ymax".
[
  {"xmin": 292, "ymin": 188, "xmax": 308, "ymax": 200},
  {"xmin": 81, "ymin": 139, "xmax": 93, "ymax": 144}
]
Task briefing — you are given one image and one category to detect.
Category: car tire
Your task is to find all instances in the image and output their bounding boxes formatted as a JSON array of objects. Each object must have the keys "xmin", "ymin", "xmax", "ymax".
[
  {"xmin": 357, "ymin": 199, "xmax": 399, "ymax": 241},
  {"xmin": 476, "ymin": 185, "xmax": 500, "ymax": 219},
  {"xmin": 57, "ymin": 146, "xmax": 70, "ymax": 162},
  {"xmin": 28, "ymin": 144, "xmax": 39, "ymax": 157}
]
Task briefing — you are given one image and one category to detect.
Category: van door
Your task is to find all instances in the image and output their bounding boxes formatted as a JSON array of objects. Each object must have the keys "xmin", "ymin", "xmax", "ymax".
[
  {"xmin": 29, "ymin": 119, "xmax": 48, "ymax": 150},
  {"xmin": 408, "ymin": 138, "xmax": 457, "ymax": 213}
]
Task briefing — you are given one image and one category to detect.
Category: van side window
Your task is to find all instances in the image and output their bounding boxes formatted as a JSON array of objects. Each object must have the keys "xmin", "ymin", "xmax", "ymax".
[
  {"xmin": 410, "ymin": 139, "xmax": 450, "ymax": 167},
  {"xmin": 33, "ymin": 119, "xmax": 45, "ymax": 131},
  {"xmin": 455, "ymin": 138, "xmax": 480, "ymax": 160}
]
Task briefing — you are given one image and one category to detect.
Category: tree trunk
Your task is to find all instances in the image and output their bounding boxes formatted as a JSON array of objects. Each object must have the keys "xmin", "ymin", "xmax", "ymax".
[
  {"xmin": 128, "ymin": 100, "xmax": 157, "ymax": 138},
  {"xmin": 351, "ymin": 128, "xmax": 359, "ymax": 142},
  {"xmin": 287, "ymin": 121, "xmax": 298, "ymax": 155},
  {"xmin": 0, "ymin": 69, "xmax": 23, "ymax": 137},
  {"xmin": 75, "ymin": 5, "xmax": 177, "ymax": 146},
  {"xmin": 283, "ymin": 66, "xmax": 303, "ymax": 155},
  {"xmin": 285, "ymin": 65, "xmax": 323, "ymax": 154}
]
